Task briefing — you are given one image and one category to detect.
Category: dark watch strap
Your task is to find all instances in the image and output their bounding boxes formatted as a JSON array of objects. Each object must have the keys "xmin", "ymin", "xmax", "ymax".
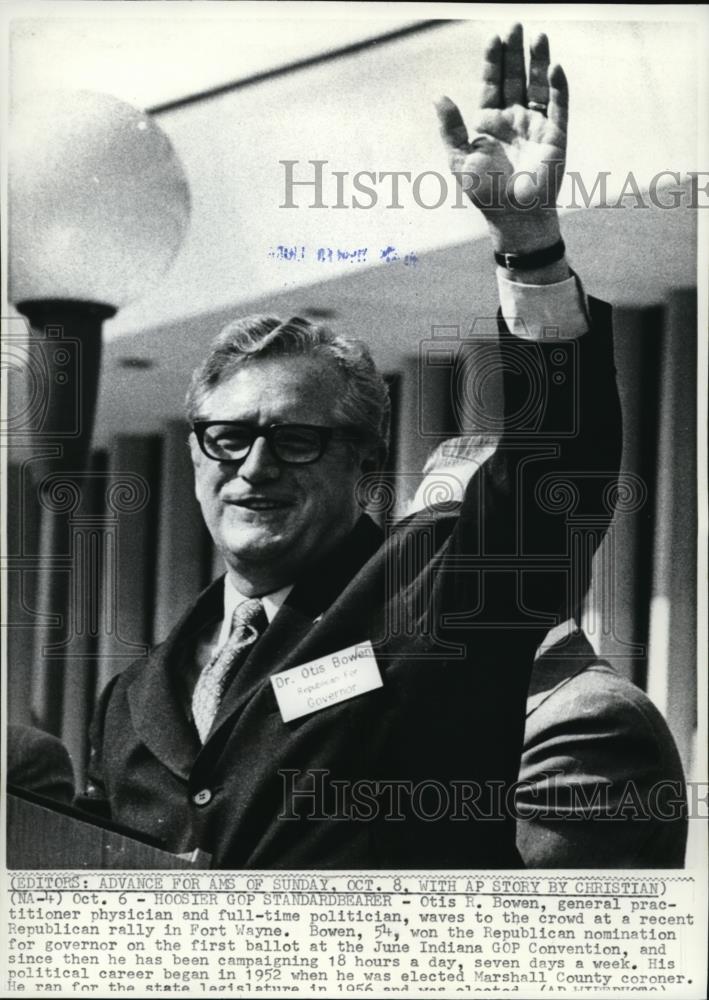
[{"xmin": 494, "ymin": 238, "xmax": 566, "ymax": 271}]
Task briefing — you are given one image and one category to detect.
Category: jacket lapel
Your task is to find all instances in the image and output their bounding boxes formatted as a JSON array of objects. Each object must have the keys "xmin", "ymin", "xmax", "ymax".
[
  {"xmin": 210, "ymin": 515, "xmax": 384, "ymax": 733},
  {"xmin": 126, "ymin": 579, "xmax": 224, "ymax": 778}
]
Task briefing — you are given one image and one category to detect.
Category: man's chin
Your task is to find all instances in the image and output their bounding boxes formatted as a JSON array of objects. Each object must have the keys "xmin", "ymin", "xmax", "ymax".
[{"xmin": 221, "ymin": 528, "xmax": 293, "ymax": 564}]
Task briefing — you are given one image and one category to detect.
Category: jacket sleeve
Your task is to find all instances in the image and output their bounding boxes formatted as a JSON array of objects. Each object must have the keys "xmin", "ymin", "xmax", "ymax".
[
  {"xmin": 516, "ymin": 669, "xmax": 688, "ymax": 867},
  {"xmin": 72, "ymin": 673, "xmax": 121, "ymax": 819},
  {"xmin": 445, "ymin": 295, "xmax": 622, "ymax": 630},
  {"xmin": 7, "ymin": 724, "xmax": 75, "ymax": 805},
  {"xmin": 373, "ymin": 296, "xmax": 622, "ymax": 867}
]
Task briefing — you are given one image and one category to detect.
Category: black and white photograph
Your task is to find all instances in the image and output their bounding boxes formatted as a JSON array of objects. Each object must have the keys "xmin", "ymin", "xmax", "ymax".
[{"xmin": 1, "ymin": 2, "xmax": 707, "ymax": 997}]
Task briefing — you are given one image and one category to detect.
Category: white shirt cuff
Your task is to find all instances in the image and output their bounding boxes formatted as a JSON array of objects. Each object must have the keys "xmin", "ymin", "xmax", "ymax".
[{"xmin": 497, "ymin": 271, "xmax": 590, "ymax": 340}]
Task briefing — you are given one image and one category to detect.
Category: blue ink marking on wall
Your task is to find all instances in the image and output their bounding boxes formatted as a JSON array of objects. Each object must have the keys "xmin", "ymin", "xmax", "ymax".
[
  {"xmin": 316, "ymin": 247, "xmax": 367, "ymax": 262},
  {"xmin": 336, "ymin": 248, "xmax": 368, "ymax": 262},
  {"xmin": 380, "ymin": 247, "xmax": 418, "ymax": 266},
  {"xmin": 268, "ymin": 246, "xmax": 417, "ymax": 266},
  {"xmin": 267, "ymin": 245, "xmax": 307, "ymax": 261}
]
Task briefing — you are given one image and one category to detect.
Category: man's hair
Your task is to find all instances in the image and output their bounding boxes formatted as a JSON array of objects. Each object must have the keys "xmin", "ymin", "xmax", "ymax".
[{"xmin": 185, "ymin": 315, "xmax": 391, "ymax": 457}]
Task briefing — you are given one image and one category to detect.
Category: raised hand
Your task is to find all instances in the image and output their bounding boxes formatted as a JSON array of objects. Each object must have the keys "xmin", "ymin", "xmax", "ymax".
[{"xmin": 435, "ymin": 24, "xmax": 569, "ymax": 254}]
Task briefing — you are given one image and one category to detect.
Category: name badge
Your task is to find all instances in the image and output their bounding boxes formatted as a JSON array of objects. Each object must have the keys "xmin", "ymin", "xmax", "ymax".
[{"xmin": 270, "ymin": 641, "xmax": 383, "ymax": 723}]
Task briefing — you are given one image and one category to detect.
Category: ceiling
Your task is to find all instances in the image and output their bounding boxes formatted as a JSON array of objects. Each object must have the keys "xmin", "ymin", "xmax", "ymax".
[{"xmin": 9, "ymin": 11, "xmax": 421, "ymax": 110}]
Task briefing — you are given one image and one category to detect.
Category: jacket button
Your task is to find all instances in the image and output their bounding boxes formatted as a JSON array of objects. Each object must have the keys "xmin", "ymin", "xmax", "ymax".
[{"xmin": 192, "ymin": 788, "xmax": 212, "ymax": 806}]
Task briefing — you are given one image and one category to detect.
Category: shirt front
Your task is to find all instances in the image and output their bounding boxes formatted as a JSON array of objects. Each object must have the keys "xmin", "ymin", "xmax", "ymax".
[
  {"xmin": 181, "ymin": 577, "xmax": 292, "ymax": 710},
  {"xmin": 216, "ymin": 576, "xmax": 292, "ymax": 653}
]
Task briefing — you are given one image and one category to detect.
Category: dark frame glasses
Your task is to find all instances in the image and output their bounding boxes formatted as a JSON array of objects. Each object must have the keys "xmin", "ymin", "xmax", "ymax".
[{"xmin": 192, "ymin": 421, "xmax": 362, "ymax": 465}]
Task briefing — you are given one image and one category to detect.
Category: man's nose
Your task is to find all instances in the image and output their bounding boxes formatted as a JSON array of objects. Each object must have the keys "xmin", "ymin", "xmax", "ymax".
[{"xmin": 237, "ymin": 435, "xmax": 281, "ymax": 481}]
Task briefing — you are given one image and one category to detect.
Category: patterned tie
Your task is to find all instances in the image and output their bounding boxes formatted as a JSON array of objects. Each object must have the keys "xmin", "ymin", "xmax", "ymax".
[{"xmin": 191, "ymin": 598, "xmax": 266, "ymax": 743}]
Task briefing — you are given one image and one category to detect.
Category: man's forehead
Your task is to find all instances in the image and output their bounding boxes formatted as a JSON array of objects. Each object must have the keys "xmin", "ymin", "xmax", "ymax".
[{"xmin": 200, "ymin": 354, "xmax": 344, "ymax": 414}]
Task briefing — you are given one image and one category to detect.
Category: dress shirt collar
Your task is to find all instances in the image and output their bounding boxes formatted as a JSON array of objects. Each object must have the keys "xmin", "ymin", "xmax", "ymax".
[{"xmin": 216, "ymin": 574, "xmax": 292, "ymax": 650}]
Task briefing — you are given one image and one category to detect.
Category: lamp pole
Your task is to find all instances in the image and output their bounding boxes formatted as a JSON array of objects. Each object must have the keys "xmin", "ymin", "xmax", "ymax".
[
  {"xmin": 12, "ymin": 301, "xmax": 115, "ymax": 732},
  {"xmin": 8, "ymin": 89, "xmax": 190, "ymax": 743},
  {"xmin": 15, "ymin": 300, "xmax": 115, "ymax": 478}
]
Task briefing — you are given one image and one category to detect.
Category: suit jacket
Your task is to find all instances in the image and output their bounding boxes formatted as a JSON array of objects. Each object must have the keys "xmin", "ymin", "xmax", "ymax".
[
  {"xmin": 84, "ymin": 301, "xmax": 621, "ymax": 868},
  {"xmin": 7, "ymin": 724, "xmax": 75, "ymax": 805},
  {"xmin": 518, "ymin": 632, "xmax": 687, "ymax": 867}
]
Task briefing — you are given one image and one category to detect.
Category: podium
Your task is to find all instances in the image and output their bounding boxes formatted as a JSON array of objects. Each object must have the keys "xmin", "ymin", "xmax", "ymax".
[{"xmin": 7, "ymin": 789, "xmax": 210, "ymax": 869}]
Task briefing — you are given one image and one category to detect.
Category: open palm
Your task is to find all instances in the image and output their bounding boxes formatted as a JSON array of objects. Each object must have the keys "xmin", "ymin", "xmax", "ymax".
[{"xmin": 436, "ymin": 25, "xmax": 568, "ymax": 216}]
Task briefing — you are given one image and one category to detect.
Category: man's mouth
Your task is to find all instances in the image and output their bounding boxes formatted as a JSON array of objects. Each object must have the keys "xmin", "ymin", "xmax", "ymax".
[{"xmin": 225, "ymin": 496, "xmax": 292, "ymax": 511}]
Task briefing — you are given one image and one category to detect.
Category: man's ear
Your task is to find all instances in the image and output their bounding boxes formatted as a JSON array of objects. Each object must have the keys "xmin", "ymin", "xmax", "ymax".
[
  {"xmin": 188, "ymin": 432, "xmax": 203, "ymax": 501},
  {"xmin": 188, "ymin": 431, "xmax": 201, "ymax": 465}
]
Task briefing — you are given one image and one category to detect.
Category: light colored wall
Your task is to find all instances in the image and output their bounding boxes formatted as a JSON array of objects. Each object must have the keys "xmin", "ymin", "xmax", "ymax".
[
  {"xmin": 106, "ymin": 16, "xmax": 698, "ymax": 337},
  {"xmin": 10, "ymin": 15, "xmax": 700, "ymax": 343}
]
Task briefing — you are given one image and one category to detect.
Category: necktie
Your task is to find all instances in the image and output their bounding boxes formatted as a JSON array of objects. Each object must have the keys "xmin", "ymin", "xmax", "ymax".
[{"xmin": 191, "ymin": 598, "xmax": 265, "ymax": 743}]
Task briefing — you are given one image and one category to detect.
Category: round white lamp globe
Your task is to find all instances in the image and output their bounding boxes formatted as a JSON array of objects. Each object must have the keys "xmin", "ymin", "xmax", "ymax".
[{"xmin": 9, "ymin": 90, "xmax": 191, "ymax": 309}]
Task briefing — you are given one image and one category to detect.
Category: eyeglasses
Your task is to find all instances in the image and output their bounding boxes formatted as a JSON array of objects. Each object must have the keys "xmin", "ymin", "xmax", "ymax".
[{"xmin": 192, "ymin": 421, "xmax": 363, "ymax": 465}]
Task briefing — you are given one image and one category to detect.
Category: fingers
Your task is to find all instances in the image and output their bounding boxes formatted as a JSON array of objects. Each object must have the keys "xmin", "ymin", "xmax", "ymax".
[
  {"xmin": 434, "ymin": 95, "xmax": 469, "ymax": 150},
  {"xmin": 527, "ymin": 33, "xmax": 550, "ymax": 108},
  {"xmin": 479, "ymin": 35, "xmax": 503, "ymax": 108},
  {"xmin": 502, "ymin": 23, "xmax": 526, "ymax": 106},
  {"xmin": 466, "ymin": 25, "xmax": 567, "ymax": 130},
  {"xmin": 547, "ymin": 63, "xmax": 569, "ymax": 133}
]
